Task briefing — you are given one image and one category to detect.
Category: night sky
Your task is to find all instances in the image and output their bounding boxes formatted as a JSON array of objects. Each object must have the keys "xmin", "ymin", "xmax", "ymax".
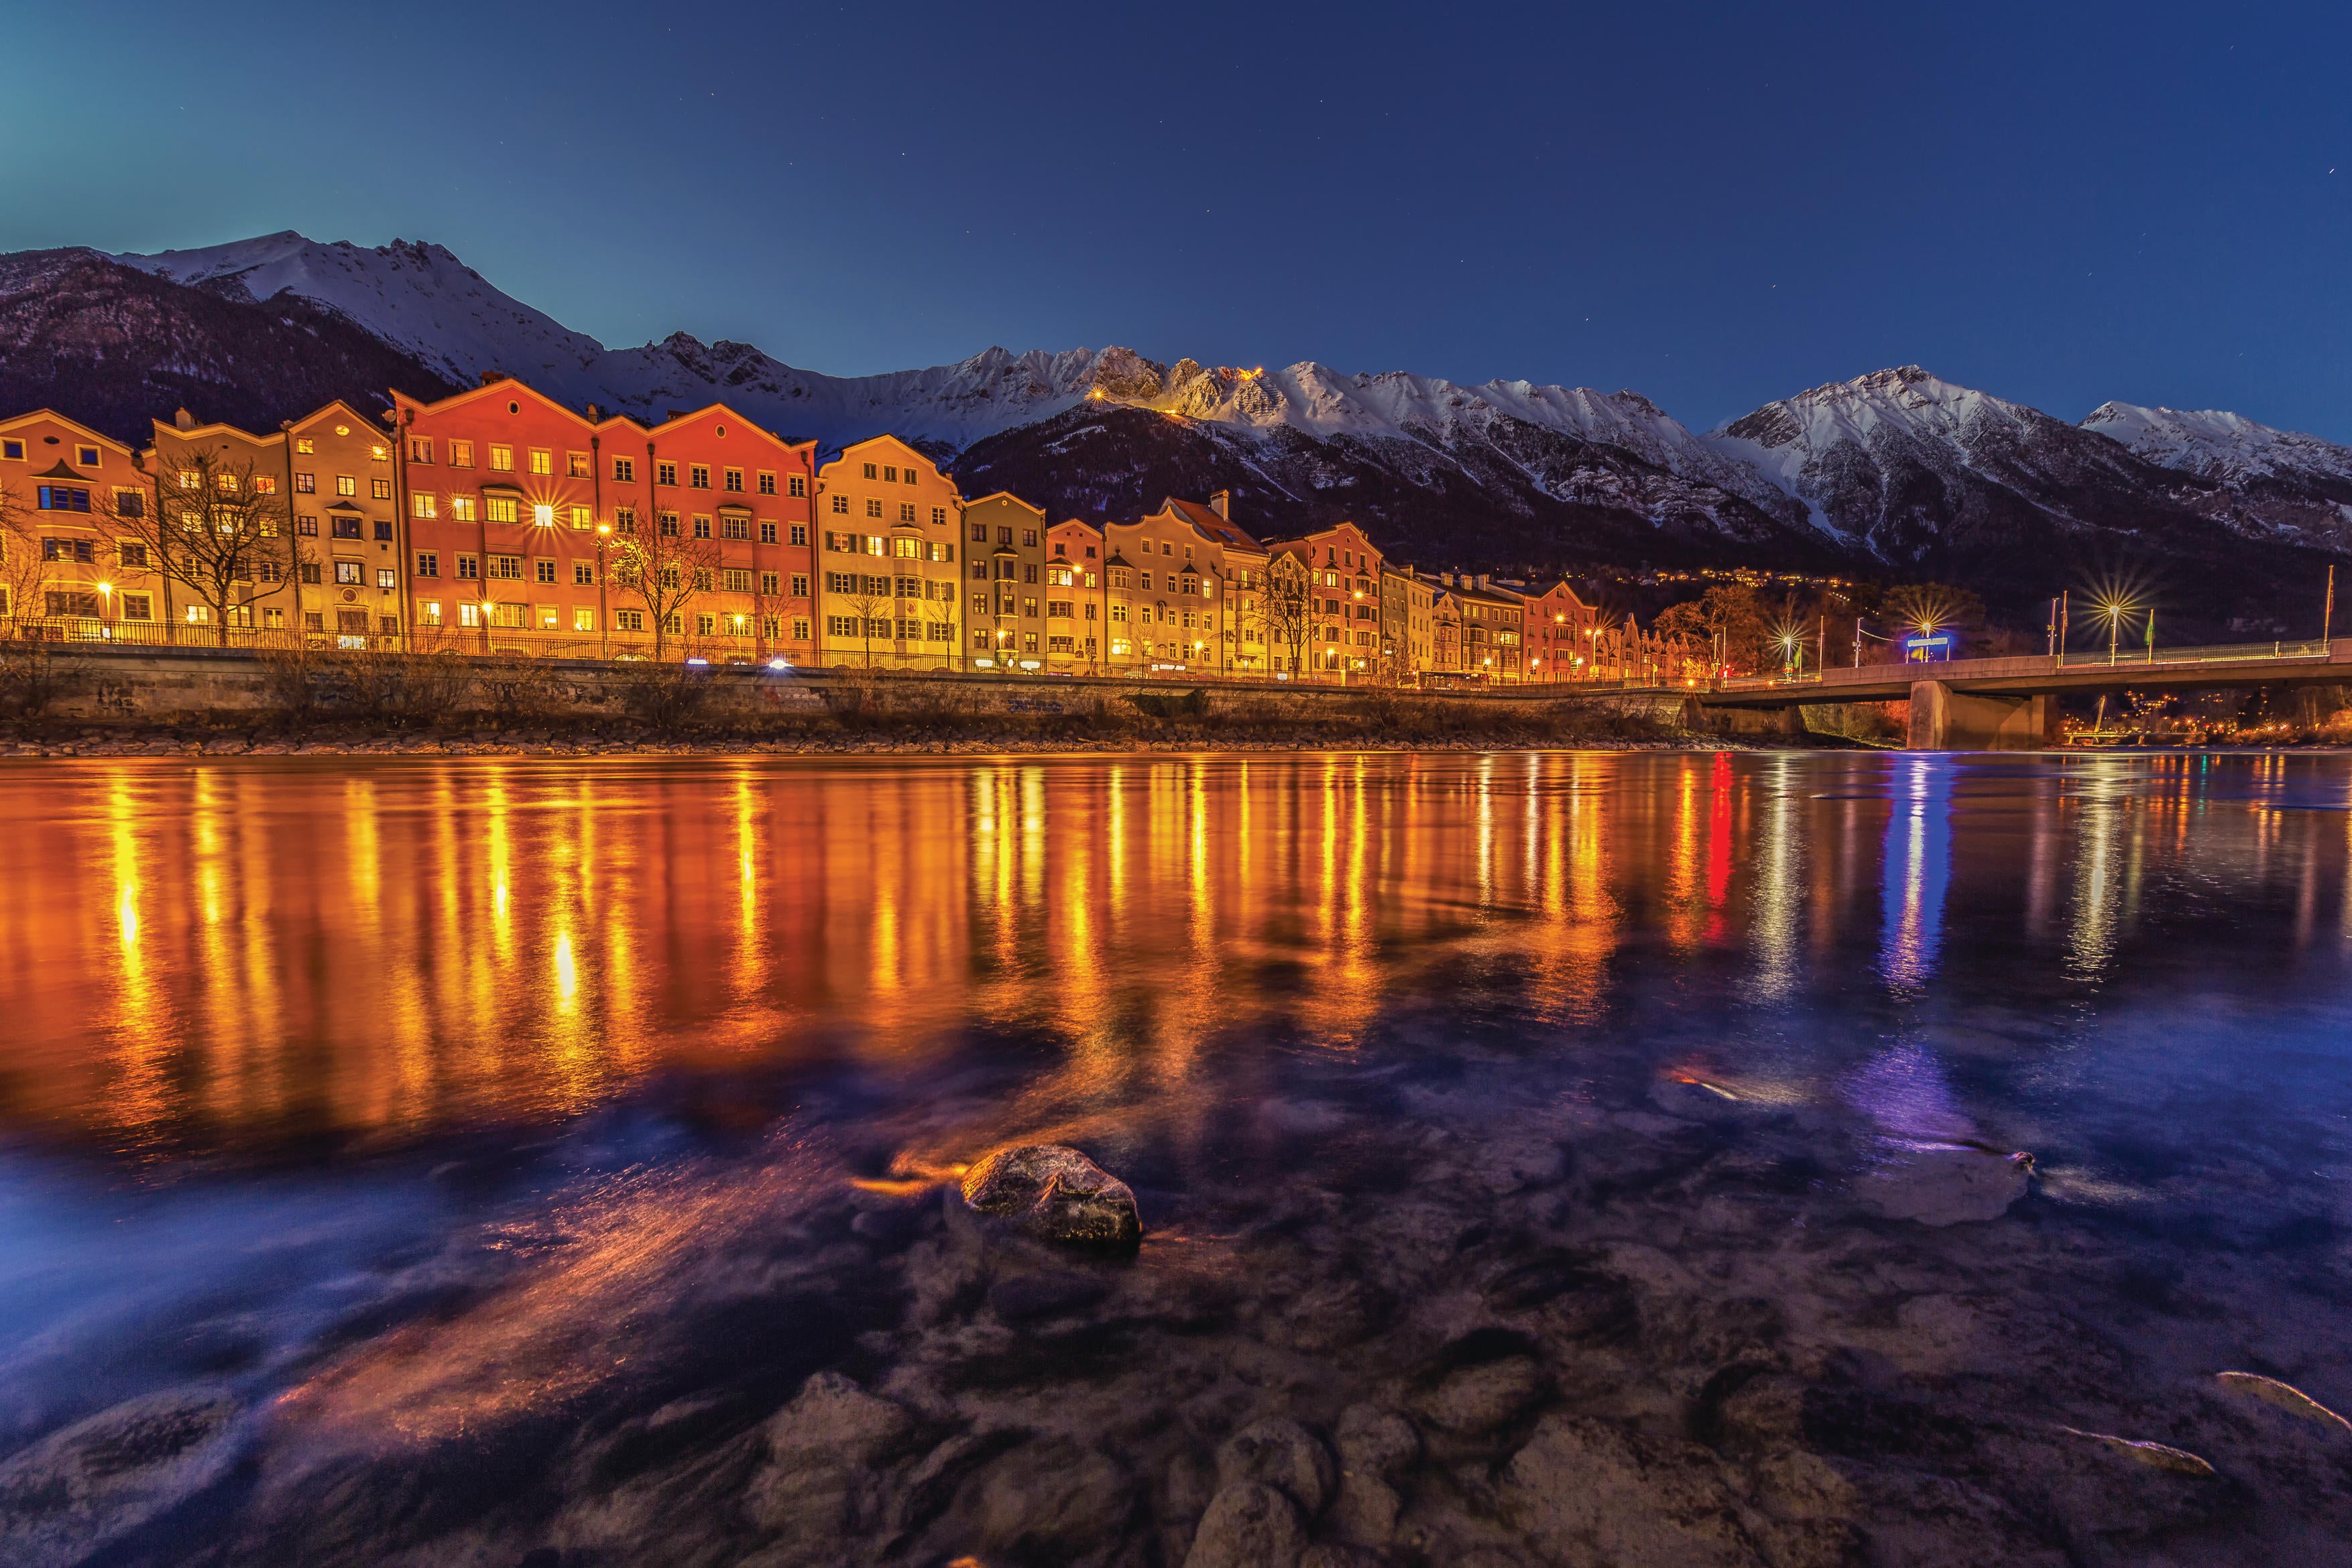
[{"xmin": 6, "ymin": 1, "xmax": 2348, "ymax": 437}]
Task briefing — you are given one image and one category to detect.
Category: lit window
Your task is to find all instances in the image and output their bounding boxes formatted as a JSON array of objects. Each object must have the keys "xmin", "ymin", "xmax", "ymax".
[
  {"xmin": 412, "ymin": 493, "xmax": 437, "ymax": 518},
  {"xmin": 528, "ymin": 449, "xmax": 550, "ymax": 475},
  {"xmin": 488, "ymin": 445, "xmax": 513, "ymax": 471}
]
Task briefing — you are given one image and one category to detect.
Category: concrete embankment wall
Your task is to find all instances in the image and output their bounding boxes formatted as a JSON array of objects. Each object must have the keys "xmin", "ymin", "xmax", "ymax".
[{"xmin": 2, "ymin": 644, "xmax": 1696, "ymax": 732}]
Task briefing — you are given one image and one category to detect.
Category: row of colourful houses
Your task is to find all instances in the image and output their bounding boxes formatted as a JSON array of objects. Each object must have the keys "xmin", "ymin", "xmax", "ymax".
[{"xmin": 0, "ymin": 377, "xmax": 1702, "ymax": 684}]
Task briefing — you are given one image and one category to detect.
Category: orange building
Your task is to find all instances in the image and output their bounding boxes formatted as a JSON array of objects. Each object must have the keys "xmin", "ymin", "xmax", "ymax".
[
  {"xmin": 813, "ymin": 436, "xmax": 963, "ymax": 669},
  {"xmin": 1517, "ymin": 579, "xmax": 1603, "ymax": 683},
  {"xmin": 1263, "ymin": 520, "xmax": 1385, "ymax": 678},
  {"xmin": 0, "ymin": 411, "xmax": 152, "ymax": 633},
  {"xmin": 392, "ymin": 377, "xmax": 817, "ymax": 658}
]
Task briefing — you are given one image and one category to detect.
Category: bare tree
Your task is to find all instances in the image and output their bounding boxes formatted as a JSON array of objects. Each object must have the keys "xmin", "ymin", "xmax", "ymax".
[
  {"xmin": 104, "ymin": 449, "xmax": 299, "ymax": 646},
  {"xmin": 1260, "ymin": 552, "xmax": 1316, "ymax": 676},
  {"xmin": 613, "ymin": 508, "xmax": 721, "ymax": 661},
  {"xmin": 841, "ymin": 583, "xmax": 894, "ymax": 669},
  {"xmin": 0, "ymin": 479, "xmax": 50, "ymax": 634}
]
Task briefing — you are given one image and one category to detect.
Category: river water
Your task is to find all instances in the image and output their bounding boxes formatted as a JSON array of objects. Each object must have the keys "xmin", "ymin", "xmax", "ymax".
[{"xmin": 3, "ymin": 751, "xmax": 2351, "ymax": 1567}]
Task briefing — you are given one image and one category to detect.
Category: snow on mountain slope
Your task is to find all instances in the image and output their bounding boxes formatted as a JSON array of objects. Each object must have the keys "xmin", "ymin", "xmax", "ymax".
[
  {"xmin": 2083, "ymin": 402, "xmax": 2352, "ymax": 486},
  {"xmin": 2084, "ymin": 401, "xmax": 2352, "ymax": 547},
  {"xmin": 1702, "ymin": 365, "xmax": 2222, "ymax": 561},
  {"xmin": 99, "ymin": 232, "xmax": 1794, "ymax": 525}
]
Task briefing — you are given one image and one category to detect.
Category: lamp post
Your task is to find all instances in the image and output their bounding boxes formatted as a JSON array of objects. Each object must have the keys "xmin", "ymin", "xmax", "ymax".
[
  {"xmin": 2103, "ymin": 599, "xmax": 2126, "ymax": 665},
  {"xmin": 596, "ymin": 522, "xmax": 611, "ymax": 659},
  {"xmin": 97, "ymin": 581, "xmax": 113, "ymax": 637}
]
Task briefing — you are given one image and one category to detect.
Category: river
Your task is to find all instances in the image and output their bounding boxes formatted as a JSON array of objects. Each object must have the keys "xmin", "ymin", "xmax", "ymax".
[{"xmin": 2, "ymin": 751, "xmax": 2349, "ymax": 1566}]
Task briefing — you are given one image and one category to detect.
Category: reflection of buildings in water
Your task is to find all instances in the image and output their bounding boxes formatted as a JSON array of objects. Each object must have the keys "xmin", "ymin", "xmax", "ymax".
[
  {"xmin": 1749, "ymin": 756, "xmax": 1804, "ymax": 1002},
  {"xmin": 1879, "ymin": 758, "xmax": 1950, "ymax": 995}
]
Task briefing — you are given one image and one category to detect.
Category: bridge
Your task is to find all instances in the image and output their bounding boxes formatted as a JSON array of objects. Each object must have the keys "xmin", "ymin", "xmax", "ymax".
[{"xmin": 1694, "ymin": 638, "xmax": 2352, "ymax": 749}]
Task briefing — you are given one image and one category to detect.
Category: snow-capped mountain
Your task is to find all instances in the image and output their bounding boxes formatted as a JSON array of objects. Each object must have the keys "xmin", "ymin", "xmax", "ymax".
[
  {"xmin": 2082, "ymin": 401, "xmax": 2352, "ymax": 549},
  {"xmin": 10, "ymin": 230, "xmax": 2350, "ymax": 627},
  {"xmin": 101, "ymin": 234, "xmax": 1789, "ymax": 514}
]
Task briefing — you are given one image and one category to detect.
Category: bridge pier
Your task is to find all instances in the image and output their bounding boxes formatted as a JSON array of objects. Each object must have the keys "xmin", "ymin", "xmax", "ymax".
[{"xmin": 1906, "ymin": 681, "xmax": 2056, "ymax": 751}]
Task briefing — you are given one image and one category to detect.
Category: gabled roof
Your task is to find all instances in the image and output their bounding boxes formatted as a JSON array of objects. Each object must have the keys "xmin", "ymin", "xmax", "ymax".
[
  {"xmin": 1153, "ymin": 497, "xmax": 1265, "ymax": 550},
  {"xmin": 641, "ymin": 403, "xmax": 814, "ymax": 455},
  {"xmin": 0, "ymin": 408, "xmax": 135, "ymax": 456},
  {"xmin": 965, "ymin": 490, "xmax": 1047, "ymax": 518},
  {"xmin": 1103, "ymin": 552, "xmax": 1135, "ymax": 569},
  {"xmin": 285, "ymin": 399, "xmax": 393, "ymax": 438},
  {"xmin": 150, "ymin": 414, "xmax": 288, "ymax": 450},
  {"xmin": 394, "ymin": 376, "xmax": 596, "ymax": 430}
]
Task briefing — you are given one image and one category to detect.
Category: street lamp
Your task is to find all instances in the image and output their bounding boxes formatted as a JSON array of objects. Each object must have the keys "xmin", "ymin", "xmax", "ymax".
[
  {"xmin": 595, "ymin": 522, "xmax": 611, "ymax": 659},
  {"xmin": 2095, "ymin": 596, "xmax": 2132, "ymax": 664}
]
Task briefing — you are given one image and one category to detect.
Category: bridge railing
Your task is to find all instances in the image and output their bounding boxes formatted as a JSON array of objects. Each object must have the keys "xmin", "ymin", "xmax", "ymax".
[
  {"xmin": 1714, "ymin": 672, "xmax": 1825, "ymax": 691},
  {"xmin": 2054, "ymin": 639, "xmax": 2331, "ymax": 668}
]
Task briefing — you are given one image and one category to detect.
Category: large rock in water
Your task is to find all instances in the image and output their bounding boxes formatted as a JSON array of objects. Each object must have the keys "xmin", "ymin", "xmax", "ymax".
[
  {"xmin": 0, "ymin": 1388, "xmax": 242, "ymax": 1568},
  {"xmin": 961, "ymin": 1144, "xmax": 1142, "ymax": 1247}
]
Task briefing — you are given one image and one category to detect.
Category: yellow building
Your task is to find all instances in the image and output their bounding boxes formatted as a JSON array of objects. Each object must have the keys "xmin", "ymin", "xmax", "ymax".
[
  {"xmin": 813, "ymin": 436, "xmax": 963, "ymax": 669},
  {"xmin": 962, "ymin": 491, "xmax": 1052, "ymax": 670},
  {"xmin": 1103, "ymin": 492, "xmax": 1264, "ymax": 676}
]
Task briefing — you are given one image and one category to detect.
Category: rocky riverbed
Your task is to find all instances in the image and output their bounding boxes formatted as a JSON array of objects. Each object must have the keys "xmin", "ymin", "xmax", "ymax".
[{"xmin": 13, "ymin": 1020, "xmax": 2347, "ymax": 1568}]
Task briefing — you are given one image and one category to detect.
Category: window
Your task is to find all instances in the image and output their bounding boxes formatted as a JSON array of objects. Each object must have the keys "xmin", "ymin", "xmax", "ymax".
[
  {"xmin": 418, "ymin": 601, "xmax": 443, "ymax": 625},
  {"xmin": 825, "ymin": 571, "xmax": 857, "ymax": 593},
  {"xmin": 251, "ymin": 477, "xmax": 276, "ymax": 496},
  {"xmin": 36, "ymin": 486, "xmax": 90, "ymax": 513},
  {"xmin": 573, "ymin": 563, "xmax": 594, "ymax": 586},
  {"xmin": 789, "ymin": 475, "xmax": 807, "ymax": 497},
  {"xmin": 755, "ymin": 471, "xmax": 774, "ymax": 495},
  {"xmin": 335, "ymin": 475, "xmax": 357, "ymax": 497},
  {"xmin": 694, "ymin": 612, "xmax": 715, "ymax": 636},
  {"xmin": 333, "ymin": 516, "xmax": 364, "ymax": 540},
  {"xmin": 1049, "ymin": 600, "xmax": 1072, "ymax": 618},
  {"xmin": 416, "ymin": 552, "xmax": 440, "ymax": 578},
  {"xmin": 525, "ymin": 449, "xmax": 550, "ymax": 476},
  {"xmin": 457, "ymin": 555, "xmax": 480, "ymax": 579},
  {"xmin": 412, "ymin": 492, "xmax": 437, "ymax": 518},
  {"xmin": 74, "ymin": 444, "xmax": 100, "ymax": 467},
  {"xmin": 831, "ymin": 495, "xmax": 849, "ymax": 514},
  {"xmin": 1140, "ymin": 572, "xmax": 1153, "ymax": 591},
  {"xmin": 448, "ymin": 495, "xmax": 476, "ymax": 522},
  {"xmin": 294, "ymin": 472, "xmax": 316, "ymax": 494},
  {"xmin": 723, "ymin": 568, "xmax": 753, "ymax": 593},
  {"xmin": 691, "ymin": 567, "xmax": 713, "ymax": 591},
  {"xmin": 789, "ymin": 524, "xmax": 807, "ymax": 547},
  {"xmin": 258, "ymin": 559, "xmax": 282, "ymax": 583},
  {"xmin": 689, "ymin": 465, "xmax": 711, "ymax": 489},
  {"xmin": 336, "ymin": 560, "xmax": 363, "ymax": 586},
  {"xmin": 723, "ymin": 467, "xmax": 744, "ymax": 492},
  {"xmin": 657, "ymin": 461, "xmax": 677, "ymax": 486},
  {"xmin": 449, "ymin": 440, "xmax": 474, "ymax": 467},
  {"xmin": 618, "ymin": 609, "xmax": 644, "ymax": 631},
  {"xmin": 613, "ymin": 508, "xmax": 636, "ymax": 534},
  {"xmin": 790, "ymin": 573, "xmax": 809, "ymax": 597},
  {"xmin": 1024, "ymin": 564, "xmax": 1039, "ymax": 584},
  {"xmin": 486, "ymin": 497, "xmax": 518, "ymax": 524},
  {"xmin": 459, "ymin": 603, "xmax": 483, "ymax": 628},
  {"xmin": 565, "ymin": 506, "xmax": 590, "ymax": 530},
  {"xmin": 613, "ymin": 457, "xmax": 635, "ymax": 483},
  {"xmin": 659, "ymin": 512, "xmax": 680, "ymax": 538},
  {"xmin": 377, "ymin": 568, "xmax": 398, "ymax": 591},
  {"xmin": 905, "ymin": 469, "xmax": 919, "ymax": 487},
  {"xmin": 489, "ymin": 554, "xmax": 522, "ymax": 579},
  {"xmin": 489, "ymin": 445, "xmax": 514, "ymax": 471},
  {"xmin": 574, "ymin": 607, "xmax": 595, "ymax": 631},
  {"xmin": 866, "ymin": 499, "xmax": 883, "ymax": 519},
  {"xmin": 758, "ymin": 521, "xmax": 776, "ymax": 544},
  {"xmin": 892, "ymin": 575, "xmax": 920, "ymax": 598},
  {"xmin": 375, "ymin": 520, "xmax": 394, "ymax": 542},
  {"xmin": 791, "ymin": 616, "xmax": 810, "ymax": 640},
  {"xmin": 722, "ymin": 516, "xmax": 749, "ymax": 540},
  {"xmin": 46, "ymin": 590, "xmax": 101, "ymax": 618},
  {"xmin": 536, "ymin": 559, "xmax": 557, "ymax": 584},
  {"xmin": 760, "ymin": 570, "xmax": 780, "ymax": 595},
  {"xmin": 538, "ymin": 605, "xmax": 559, "ymax": 630},
  {"xmin": 117, "ymin": 540, "xmax": 148, "ymax": 568},
  {"xmin": 0, "ymin": 438, "xmax": 21, "ymax": 461},
  {"xmin": 827, "ymin": 615, "xmax": 858, "ymax": 638},
  {"xmin": 409, "ymin": 437, "xmax": 433, "ymax": 463},
  {"xmin": 567, "ymin": 452, "xmax": 589, "ymax": 478},
  {"xmin": 113, "ymin": 593, "xmax": 152, "ymax": 622},
  {"xmin": 371, "ymin": 477, "xmax": 392, "ymax": 500},
  {"xmin": 862, "ymin": 463, "xmax": 878, "ymax": 479}
]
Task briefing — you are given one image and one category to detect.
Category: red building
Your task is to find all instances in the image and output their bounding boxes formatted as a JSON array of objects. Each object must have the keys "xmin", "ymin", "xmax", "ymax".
[
  {"xmin": 390, "ymin": 377, "xmax": 817, "ymax": 660},
  {"xmin": 1518, "ymin": 579, "xmax": 1603, "ymax": 682},
  {"xmin": 1262, "ymin": 520, "xmax": 1384, "ymax": 678}
]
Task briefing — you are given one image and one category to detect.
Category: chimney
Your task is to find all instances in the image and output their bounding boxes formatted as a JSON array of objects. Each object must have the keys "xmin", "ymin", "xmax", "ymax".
[
  {"xmin": 173, "ymin": 408, "xmax": 196, "ymax": 431},
  {"xmin": 1439, "ymin": 570, "xmax": 1454, "ymax": 588},
  {"xmin": 586, "ymin": 403, "xmax": 601, "ymax": 422},
  {"xmin": 1477, "ymin": 573, "xmax": 1491, "ymax": 591},
  {"xmin": 479, "ymin": 370, "xmax": 507, "ymax": 387},
  {"xmin": 1209, "ymin": 489, "xmax": 1230, "ymax": 520}
]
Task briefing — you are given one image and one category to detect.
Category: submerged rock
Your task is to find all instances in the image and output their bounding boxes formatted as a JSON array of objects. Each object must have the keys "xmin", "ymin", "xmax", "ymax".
[
  {"xmin": 744, "ymin": 1372, "xmax": 916, "ymax": 1541},
  {"xmin": 2216, "ymin": 1370, "xmax": 2352, "ymax": 1433},
  {"xmin": 1858, "ymin": 1142, "xmax": 2033, "ymax": 1226},
  {"xmin": 1503, "ymin": 1414, "xmax": 1761, "ymax": 1568},
  {"xmin": 1421, "ymin": 1356, "xmax": 1549, "ymax": 1435},
  {"xmin": 2056, "ymin": 1426, "xmax": 2216, "ymax": 1477},
  {"xmin": 961, "ymin": 1144, "xmax": 1142, "ymax": 1248},
  {"xmin": 1183, "ymin": 1481, "xmax": 1306, "ymax": 1568},
  {"xmin": 0, "ymin": 1388, "xmax": 241, "ymax": 1568},
  {"xmin": 1216, "ymin": 1417, "xmax": 1336, "ymax": 1516},
  {"xmin": 1331, "ymin": 1406, "xmax": 1418, "ymax": 1546}
]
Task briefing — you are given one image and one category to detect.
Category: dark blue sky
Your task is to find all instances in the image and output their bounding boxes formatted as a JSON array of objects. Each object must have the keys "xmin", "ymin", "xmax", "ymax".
[{"xmin": 7, "ymin": 2, "xmax": 2349, "ymax": 436}]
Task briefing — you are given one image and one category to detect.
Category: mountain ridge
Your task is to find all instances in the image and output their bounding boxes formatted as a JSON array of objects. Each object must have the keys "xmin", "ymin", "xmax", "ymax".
[{"xmin": 5, "ymin": 231, "xmax": 2345, "ymax": 631}]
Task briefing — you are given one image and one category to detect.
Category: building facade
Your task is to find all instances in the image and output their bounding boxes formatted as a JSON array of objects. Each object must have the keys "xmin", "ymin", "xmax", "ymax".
[
  {"xmin": 1449, "ymin": 575, "xmax": 1528, "ymax": 682},
  {"xmin": 1517, "ymin": 579, "xmax": 1602, "ymax": 683},
  {"xmin": 1263, "ymin": 520, "xmax": 1385, "ymax": 678},
  {"xmin": 0, "ymin": 412, "xmax": 152, "ymax": 634},
  {"xmin": 814, "ymin": 436, "xmax": 962, "ymax": 669},
  {"xmin": 1102, "ymin": 494, "xmax": 1260, "ymax": 676},
  {"xmin": 392, "ymin": 378, "xmax": 817, "ymax": 659}
]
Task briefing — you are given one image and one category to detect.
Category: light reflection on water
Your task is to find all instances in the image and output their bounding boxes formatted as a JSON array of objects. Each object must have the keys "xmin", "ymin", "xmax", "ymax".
[
  {"xmin": 0, "ymin": 751, "xmax": 2348, "ymax": 1157},
  {"xmin": 5, "ymin": 749, "xmax": 2352, "ymax": 1542}
]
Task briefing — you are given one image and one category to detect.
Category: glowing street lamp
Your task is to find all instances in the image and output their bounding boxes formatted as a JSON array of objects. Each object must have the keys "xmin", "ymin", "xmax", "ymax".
[
  {"xmin": 2094, "ymin": 595, "xmax": 2135, "ymax": 665},
  {"xmin": 595, "ymin": 522, "xmax": 612, "ymax": 658}
]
